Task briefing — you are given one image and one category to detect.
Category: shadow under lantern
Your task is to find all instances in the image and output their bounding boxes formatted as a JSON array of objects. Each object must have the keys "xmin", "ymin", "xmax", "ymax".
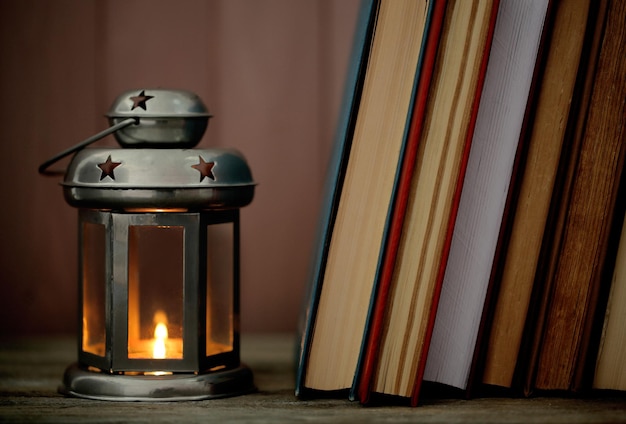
[{"xmin": 40, "ymin": 89, "xmax": 256, "ymax": 401}]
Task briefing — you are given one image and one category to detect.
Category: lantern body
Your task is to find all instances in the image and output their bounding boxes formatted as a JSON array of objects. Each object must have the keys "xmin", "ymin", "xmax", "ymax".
[{"xmin": 79, "ymin": 209, "xmax": 239, "ymax": 374}]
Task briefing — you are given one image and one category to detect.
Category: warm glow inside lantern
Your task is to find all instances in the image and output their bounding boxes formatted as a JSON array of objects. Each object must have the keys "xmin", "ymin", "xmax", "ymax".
[
  {"xmin": 40, "ymin": 89, "xmax": 256, "ymax": 401},
  {"xmin": 78, "ymin": 210, "xmax": 240, "ymax": 372}
]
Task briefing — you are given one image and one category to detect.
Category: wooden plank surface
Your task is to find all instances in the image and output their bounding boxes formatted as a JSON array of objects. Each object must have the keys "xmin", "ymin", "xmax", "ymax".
[{"xmin": 0, "ymin": 334, "xmax": 625, "ymax": 423}]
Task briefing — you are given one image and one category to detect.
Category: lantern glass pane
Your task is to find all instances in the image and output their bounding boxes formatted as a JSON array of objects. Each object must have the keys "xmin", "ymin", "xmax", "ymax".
[
  {"xmin": 127, "ymin": 226, "xmax": 184, "ymax": 360},
  {"xmin": 82, "ymin": 222, "xmax": 106, "ymax": 357},
  {"xmin": 206, "ymin": 222, "xmax": 234, "ymax": 357}
]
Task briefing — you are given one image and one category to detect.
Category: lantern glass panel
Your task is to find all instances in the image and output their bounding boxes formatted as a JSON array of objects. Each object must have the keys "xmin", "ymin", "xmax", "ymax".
[
  {"xmin": 127, "ymin": 225, "xmax": 184, "ymax": 360},
  {"xmin": 82, "ymin": 222, "xmax": 107, "ymax": 357},
  {"xmin": 206, "ymin": 222, "xmax": 234, "ymax": 356}
]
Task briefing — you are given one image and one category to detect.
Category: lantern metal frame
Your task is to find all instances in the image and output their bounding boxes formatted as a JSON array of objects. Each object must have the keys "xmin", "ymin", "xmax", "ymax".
[{"xmin": 80, "ymin": 208, "xmax": 242, "ymax": 372}]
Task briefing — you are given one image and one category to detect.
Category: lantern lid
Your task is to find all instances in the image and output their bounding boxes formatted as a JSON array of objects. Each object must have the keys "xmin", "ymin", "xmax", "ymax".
[
  {"xmin": 62, "ymin": 148, "xmax": 255, "ymax": 210},
  {"xmin": 105, "ymin": 89, "xmax": 212, "ymax": 148},
  {"xmin": 106, "ymin": 88, "xmax": 212, "ymax": 119}
]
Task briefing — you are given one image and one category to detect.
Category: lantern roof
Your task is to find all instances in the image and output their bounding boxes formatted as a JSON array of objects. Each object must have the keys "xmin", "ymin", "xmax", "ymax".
[{"xmin": 62, "ymin": 148, "xmax": 255, "ymax": 210}]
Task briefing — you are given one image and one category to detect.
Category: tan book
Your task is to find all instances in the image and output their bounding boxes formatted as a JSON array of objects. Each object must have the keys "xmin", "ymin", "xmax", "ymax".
[{"xmin": 300, "ymin": 0, "xmax": 432, "ymax": 395}]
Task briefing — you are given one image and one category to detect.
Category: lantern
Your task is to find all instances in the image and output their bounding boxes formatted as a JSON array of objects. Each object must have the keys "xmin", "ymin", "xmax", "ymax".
[{"xmin": 40, "ymin": 89, "xmax": 256, "ymax": 401}]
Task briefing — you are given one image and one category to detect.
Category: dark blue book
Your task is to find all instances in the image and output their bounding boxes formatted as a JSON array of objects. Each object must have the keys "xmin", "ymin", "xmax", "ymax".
[{"xmin": 295, "ymin": 0, "xmax": 378, "ymax": 399}]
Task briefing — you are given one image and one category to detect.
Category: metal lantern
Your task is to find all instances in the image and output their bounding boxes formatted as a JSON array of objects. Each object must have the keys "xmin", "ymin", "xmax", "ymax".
[{"xmin": 40, "ymin": 89, "xmax": 256, "ymax": 401}]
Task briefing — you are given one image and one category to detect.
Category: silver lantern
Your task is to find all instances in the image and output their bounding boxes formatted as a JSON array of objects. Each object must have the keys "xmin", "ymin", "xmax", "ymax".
[{"xmin": 40, "ymin": 89, "xmax": 256, "ymax": 401}]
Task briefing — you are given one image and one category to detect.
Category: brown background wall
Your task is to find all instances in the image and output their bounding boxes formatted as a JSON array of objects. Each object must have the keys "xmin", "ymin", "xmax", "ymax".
[{"xmin": 0, "ymin": 0, "xmax": 360, "ymax": 336}]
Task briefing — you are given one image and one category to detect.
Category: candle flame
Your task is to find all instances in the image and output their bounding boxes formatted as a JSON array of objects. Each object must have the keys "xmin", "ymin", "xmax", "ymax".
[{"xmin": 152, "ymin": 318, "xmax": 169, "ymax": 359}]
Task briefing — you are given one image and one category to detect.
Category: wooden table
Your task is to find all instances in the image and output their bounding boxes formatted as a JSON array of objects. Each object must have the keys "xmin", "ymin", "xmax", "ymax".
[{"xmin": 1, "ymin": 334, "xmax": 625, "ymax": 423}]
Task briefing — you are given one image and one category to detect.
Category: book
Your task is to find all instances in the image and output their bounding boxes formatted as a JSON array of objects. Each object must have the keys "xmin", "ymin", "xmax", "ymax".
[
  {"xmin": 480, "ymin": 0, "xmax": 595, "ymax": 390},
  {"xmin": 296, "ymin": 0, "xmax": 433, "ymax": 397},
  {"xmin": 355, "ymin": 0, "xmax": 446, "ymax": 404},
  {"xmin": 470, "ymin": 0, "xmax": 558, "ymax": 396},
  {"xmin": 594, "ymin": 203, "xmax": 626, "ymax": 391},
  {"xmin": 357, "ymin": 0, "xmax": 499, "ymax": 405},
  {"xmin": 520, "ymin": 0, "xmax": 609, "ymax": 395},
  {"xmin": 295, "ymin": 0, "xmax": 377, "ymax": 398},
  {"xmin": 420, "ymin": 0, "xmax": 548, "ymax": 394},
  {"xmin": 530, "ymin": 0, "xmax": 626, "ymax": 392}
]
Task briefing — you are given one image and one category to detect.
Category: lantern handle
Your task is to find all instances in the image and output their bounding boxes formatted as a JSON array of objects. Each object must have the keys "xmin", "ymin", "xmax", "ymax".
[{"xmin": 38, "ymin": 117, "xmax": 138, "ymax": 176}]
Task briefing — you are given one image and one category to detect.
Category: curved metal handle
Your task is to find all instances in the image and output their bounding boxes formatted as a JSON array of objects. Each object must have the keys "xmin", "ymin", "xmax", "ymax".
[{"xmin": 38, "ymin": 117, "xmax": 138, "ymax": 176}]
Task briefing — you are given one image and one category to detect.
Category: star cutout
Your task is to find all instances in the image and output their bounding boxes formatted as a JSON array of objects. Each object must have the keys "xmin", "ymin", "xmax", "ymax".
[
  {"xmin": 129, "ymin": 90, "xmax": 154, "ymax": 111},
  {"xmin": 191, "ymin": 156, "xmax": 215, "ymax": 182},
  {"xmin": 97, "ymin": 155, "xmax": 122, "ymax": 181}
]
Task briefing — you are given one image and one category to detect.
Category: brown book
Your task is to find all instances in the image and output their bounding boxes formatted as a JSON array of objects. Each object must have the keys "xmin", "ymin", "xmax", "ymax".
[
  {"xmin": 522, "ymin": 0, "xmax": 609, "ymax": 394},
  {"xmin": 594, "ymin": 204, "xmax": 626, "ymax": 391},
  {"xmin": 481, "ymin": 0, "xmax": 594, "ymax": 389},
  {"xmin": 531, "ymin": 0, "xmax": 626, "ymax": 392}
]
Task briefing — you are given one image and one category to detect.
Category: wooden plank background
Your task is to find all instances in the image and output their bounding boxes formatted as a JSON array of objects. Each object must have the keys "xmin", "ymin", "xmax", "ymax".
[{"xmin": 0, "ymin": 0, "xmax": 360, "ymax": 336}]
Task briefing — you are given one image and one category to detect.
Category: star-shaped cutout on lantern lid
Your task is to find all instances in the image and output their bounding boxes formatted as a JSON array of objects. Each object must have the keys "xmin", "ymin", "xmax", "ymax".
[
  {"xmin": 129, "ymin": 90, "xmax": 154, "ymax": 111},
  {"xmin": 97, "ymin": 155, "xmax": 122, "ymax": 181},
  {"xmin": 191, "ymin": 156, "xmax": 215, "ymax": 182}
]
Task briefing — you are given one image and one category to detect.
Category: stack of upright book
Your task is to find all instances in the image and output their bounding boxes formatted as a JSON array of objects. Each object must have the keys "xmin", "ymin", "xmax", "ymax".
[{"xmin": 296, "ymin": 0, "xmax": 626, "ymax": 406}]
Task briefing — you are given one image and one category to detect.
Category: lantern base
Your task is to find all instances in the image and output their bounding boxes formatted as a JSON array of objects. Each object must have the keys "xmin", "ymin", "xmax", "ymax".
[{"xmin": 59, "ymin": 363, "xmax": 256, "ymax": 402}]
